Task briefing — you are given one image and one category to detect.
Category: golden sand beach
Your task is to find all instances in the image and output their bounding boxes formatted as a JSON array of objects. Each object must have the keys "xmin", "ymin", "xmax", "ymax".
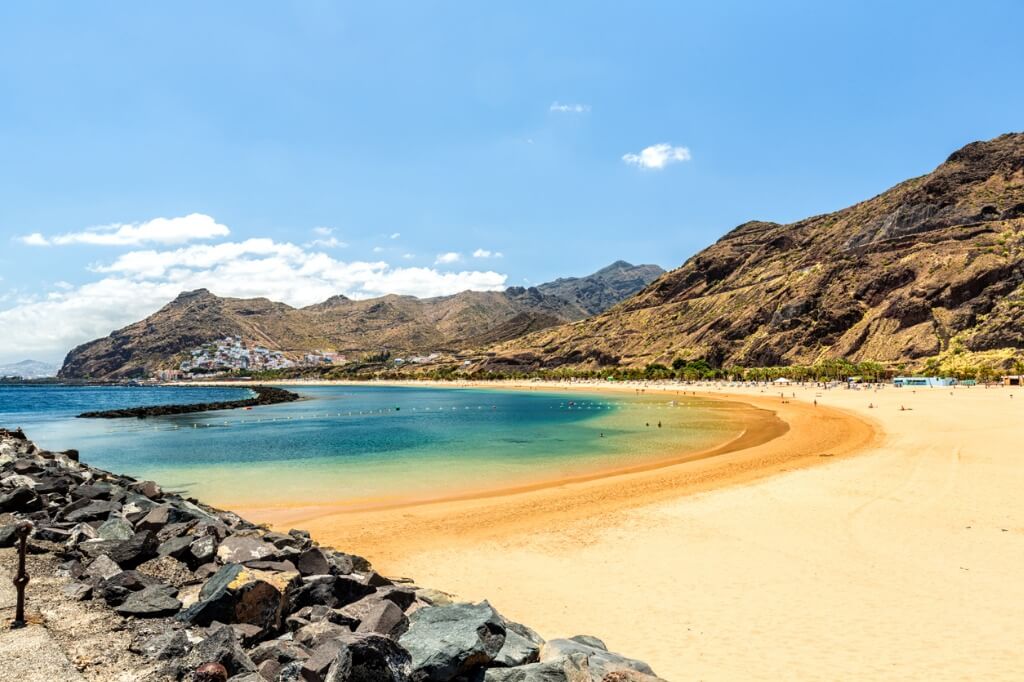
[{"xmin": 236, "ymin": 380, "xmax": 1024, "ymax": 681}]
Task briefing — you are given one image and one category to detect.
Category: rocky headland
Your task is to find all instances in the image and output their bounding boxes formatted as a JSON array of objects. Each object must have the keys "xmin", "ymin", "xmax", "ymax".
[
  {"xmin": 77, "ymin": 386, "xmax": 301, "ymax": 419},
  {"xmin": 0, "ymin": 428, "xmax": 665, "ymax": 682}
]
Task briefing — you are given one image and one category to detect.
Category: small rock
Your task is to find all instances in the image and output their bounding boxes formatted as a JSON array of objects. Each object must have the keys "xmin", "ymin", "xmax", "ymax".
[
  {"xmin": 216, "ymin": 534, "xmax": 277, "ymax": 564},
  {"xmin": 137, "ymin": 504, "xmax": 190, "ymax": 533},
  {"xmin": 540, "ymin": 639, "xmax": 656, "ymax": 679},
  {"xmin": 302, "ymin": 641, "xmax": 348, "ymax": 682},
  {"xmin": 173, "ymin": 625, "xmax": 257, "ymax": 678},
  {"xmin": 97, "ymin": 516, "xmax": 135, "ymax": 541},
  {"xmin": 294, "ymin": 621, "xmax": 351, "ymax": 649},
  {"xmin": 493, "ymin": 621, "xmax": 545, "ymax": 668},
  {"xmin": 62, "ymin": 581, "xmax": 93, "ymax": 601},
  {"xmin": 290, "ymin": 574, "xmax": 375, "ymax": 611},
  {"xmin": 82, "ymin": 554, "xmax": 122, "ymax": 582},
  {"xmin": 0, "ymin": 524, "xmax": 18, "ymax": 547},
  {"xmin": 131, "ymin": 628, "xmax": 191, "ymax": 660},
  {"xmin": 483, "ymin": 653, "xmax": 590, "ymax": 682},
  {"xmin": 115, "ymin": 585, "xmax": 183, "ymax": 617},
  {"xmin": 337, "ymin": 632, "xmax": 411, "ymax": 682},
  {"xmin": 568, "ymin": 635, "xmax": 606, "ymax": 650},
  {"xmin": 1, "ymin": 474, "xmax": 37, "ymax": 488},
  {"xmin": 130, "ymin": 480, "xmax": 162, "ymax": 499},
  {"xmin": 97, "ymin": 570, "xmax": 163, "ymax": 605},
  {"xmin": 67, "ymin": 522, "xmax": 99, "ymax": 545},
  {"xmin": 106, "ymin": 530, "xmax": 159, "ymax": 569},
  {"xmin": 33, "ymin": 526, "xmax": 72, "ymax": 543},
  {"xmin": 297, "ymin": 547, "xmax": 332, "ymax": 576},
  {"xmin": 377, "ymin": 586, "xmax": 418, "ymax": 611},
  {"xmin": 64, "ymin": 499, "xmax": 120, "ymax": 522},
  {"xmin": 190, "ymin": 535, "xmax": 218, "ymax": 564},
  {"xmin": 157, "ymin": 534, "xmax": 193, "ymax": 560},
  {"xmin": 415, "ymin": 588, "xmax": 455, "ymax": 606},
  {"xmin": 250, "ymin": 638, "xmax": 312, "ymax": 666},
  {"xmin": 71, "ymin": 482, "xmax": 112, "ymax": 500},
  {"xmin": 230, "ymin": 622, "xmax": 266, "ymax": 647},
  {"xmin": 355, "ymin": 600, "xmax": 408, "ymax": 638},
  {"xmin": 0, "ymin": 486, "xmax": 41, "ymax": 512}
]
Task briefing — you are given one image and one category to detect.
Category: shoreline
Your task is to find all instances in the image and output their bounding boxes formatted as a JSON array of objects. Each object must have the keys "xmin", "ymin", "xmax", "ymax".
[
  {"xmin": 212, "ymin": 393, "xmax": 781, "ymax": 515},
  {"xmin": 6, "ymin": 381, "xmax": 1022, "ymax": 678},
  {"xmin": 233, "ymin": 382, "xmax": 876, "ymax": 564},
  {"xmin": 248, "ymin": 380, "xmax": 1022, "ymax": 681}
]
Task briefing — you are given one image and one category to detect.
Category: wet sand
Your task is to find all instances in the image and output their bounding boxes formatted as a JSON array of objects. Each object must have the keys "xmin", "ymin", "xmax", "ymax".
[{"xmin": 234, "ymin": 380, "xmax": 1024, "ymax": 680}]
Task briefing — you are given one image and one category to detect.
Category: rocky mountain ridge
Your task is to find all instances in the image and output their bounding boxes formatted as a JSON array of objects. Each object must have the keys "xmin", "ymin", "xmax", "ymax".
[
  {"xmin": 59, "ymin": 262, "xmax": 663, "ymax": 380},
  {"xmin": 481, "ymin": 133, "xmax": 1024, "ymax": 371}
]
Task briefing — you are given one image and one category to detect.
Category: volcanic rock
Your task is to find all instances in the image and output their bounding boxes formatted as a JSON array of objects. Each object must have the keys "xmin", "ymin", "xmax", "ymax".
[{"xmin": 399, "ymin": 601, "xmax": 506, "ymax": 681}]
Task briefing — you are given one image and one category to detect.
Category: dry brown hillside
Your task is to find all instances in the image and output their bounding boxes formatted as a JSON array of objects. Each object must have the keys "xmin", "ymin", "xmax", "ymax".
[
  {"xmin": 58, "ymin": 262, "xmax": 663, "ymax": 379},
  {"xmin": 480, "ymin": 133, "xmax": 1024, "ymax": 371}
]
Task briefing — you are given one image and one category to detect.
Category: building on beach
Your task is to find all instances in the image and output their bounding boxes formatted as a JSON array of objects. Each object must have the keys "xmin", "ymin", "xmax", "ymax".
[
  {"xmin": 892, "ymin": 376, "xmax": 955, "ymax": 388},
  {"xmin": 1002, "ymin": 375, "xmax": 1023, "ymax": 386}
]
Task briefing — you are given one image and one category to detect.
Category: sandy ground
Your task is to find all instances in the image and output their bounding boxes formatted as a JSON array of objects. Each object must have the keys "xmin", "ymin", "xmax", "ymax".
[{"xmin": 236, "ymin": 380, "xmax": 1024, "ymax": 681}]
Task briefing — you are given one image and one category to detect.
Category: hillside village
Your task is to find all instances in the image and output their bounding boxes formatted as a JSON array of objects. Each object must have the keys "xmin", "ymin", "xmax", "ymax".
[
  {"xmin": 155, "ymin": 336, "xmax": 446, "ymax": 380},
  {"xmin": 157, "ymin": 336, "xmax": 342, "ymax": 380}
]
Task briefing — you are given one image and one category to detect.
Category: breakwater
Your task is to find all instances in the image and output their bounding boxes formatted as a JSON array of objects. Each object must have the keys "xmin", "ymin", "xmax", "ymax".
[{"xmin": 77, "ymin": 386, "xmax": 300, "ymax": 419}]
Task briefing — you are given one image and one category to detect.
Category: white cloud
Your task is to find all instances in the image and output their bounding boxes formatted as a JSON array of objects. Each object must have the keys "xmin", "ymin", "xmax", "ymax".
[
  {"xmin": 306, "ymin": 226, "xmax": 347, "ymax": 249},
  {"xmin": 18, "ymin": 233, "xmax": 49, "ymax": 246},
  {"xmin": 473, "ymin": 248, "xmax": 503, "ymax": 259},
  {"xmin": 307, "ymin": 237, "xmax": 347, "ymax": 249},
  {"xmin": 550, "ymin": 102, "xmax": 591, "ymax": 113},
  {"xmin": 0, "ymin": 237, "xmax": 507, "ymax": 363},
  {"xmin": 372, "ymin": 246, "xmax": 384, "ymax": 253},
  {"xmin": 19, "ymin": 213, "xmax": 229, "ymax": 247},
  {"xmin": 622, "ymin": 143, "xmax": 692, "ymax": 170},
  {"xmin": 389, "ymin": 232, "xmax": 401, "ymax": 240},
  {"xmin": 402, "ymin": 253, "xmax": 415, "ymax": 260},
  {"xmin": 434, "ymin": 252, "xmax": 462, "ymax": 265}
]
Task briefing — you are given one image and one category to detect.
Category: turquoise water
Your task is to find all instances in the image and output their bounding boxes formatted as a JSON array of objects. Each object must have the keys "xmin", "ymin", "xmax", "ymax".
[{"xmin": 0, "ymin": 384, "xmax": 743, "ymax": 509}]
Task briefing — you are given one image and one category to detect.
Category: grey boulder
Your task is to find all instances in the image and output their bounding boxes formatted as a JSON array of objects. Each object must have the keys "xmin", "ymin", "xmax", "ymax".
[
  {"xmin": 399, "ymin": 601, "xmax": 506, "ymax": 681},
  {"xmin": 114, "ymin": 585, "xmax": 182, "ymax": 617},
  {"xmin": 483, "ymin": 653, "xmax": 590, "ymax": 682},
  {"xmin": 493, "ymin": 621, "xmax": 545, "ymax": 667},
  {"xmin": 540, "ymin": 639, "xmax": 656, "ymax": 680}
]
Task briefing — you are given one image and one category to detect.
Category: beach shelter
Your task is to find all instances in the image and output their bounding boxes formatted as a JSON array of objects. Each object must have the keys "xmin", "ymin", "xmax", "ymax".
[{"xmin": 773, "ymin": 377, "xmax": 792, "ymax": 385}]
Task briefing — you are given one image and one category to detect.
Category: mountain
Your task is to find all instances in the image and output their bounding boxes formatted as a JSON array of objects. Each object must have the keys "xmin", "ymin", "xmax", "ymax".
[
  {"xmin": 481, "ymin": 133, "xmax": 1024, "ymax": 371},
  {"xmin": 536, "ymin": 260, "xmax": 667, "ymax": 315},
  {"xmin": 0, "ymin": 359, "xmax": 59, "ymax": 379},
  {"xmin": 58, "ymin": 262, "xmax": 663, "ymax": 379}
]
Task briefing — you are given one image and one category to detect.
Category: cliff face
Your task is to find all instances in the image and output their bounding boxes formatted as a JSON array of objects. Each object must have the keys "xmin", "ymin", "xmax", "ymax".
[
  {"xmin": 59, "ymin": 262, "xmax": 663, "ymax": 380},
  {"xmin": 483, "ymin": 133, "xmax": 1024, "ymax": 370}
]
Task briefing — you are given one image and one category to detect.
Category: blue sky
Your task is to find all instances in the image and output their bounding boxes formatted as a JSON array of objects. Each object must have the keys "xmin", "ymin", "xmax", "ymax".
[{"xmin": 1, "ymin": 1, "xmax": 1023, "ymax": 362}]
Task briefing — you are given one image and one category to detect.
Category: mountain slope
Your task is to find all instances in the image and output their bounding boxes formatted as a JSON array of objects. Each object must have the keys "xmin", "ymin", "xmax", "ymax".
[
  {"xmin": 482, "ymin": 133, "xmax": 1024, "ymax": 370},
  {"xmin": 0, "ymin": 360, "xmax": 59, "ymax": 379},
  {"xmin": 59, "ymin": 262, "xmax": 663, "ymax": 379}
]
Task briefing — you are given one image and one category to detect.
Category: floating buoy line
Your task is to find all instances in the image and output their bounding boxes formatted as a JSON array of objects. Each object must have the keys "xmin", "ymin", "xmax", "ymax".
[{"xmin": 103, "ymin": 398, "xmax": 692, "ymax": 434}]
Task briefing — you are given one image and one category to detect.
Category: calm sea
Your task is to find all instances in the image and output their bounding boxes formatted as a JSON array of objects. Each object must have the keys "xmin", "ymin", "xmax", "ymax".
[{"xmin": 0, "ymin": 384, "xmax": 743, "ymax": 509}]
